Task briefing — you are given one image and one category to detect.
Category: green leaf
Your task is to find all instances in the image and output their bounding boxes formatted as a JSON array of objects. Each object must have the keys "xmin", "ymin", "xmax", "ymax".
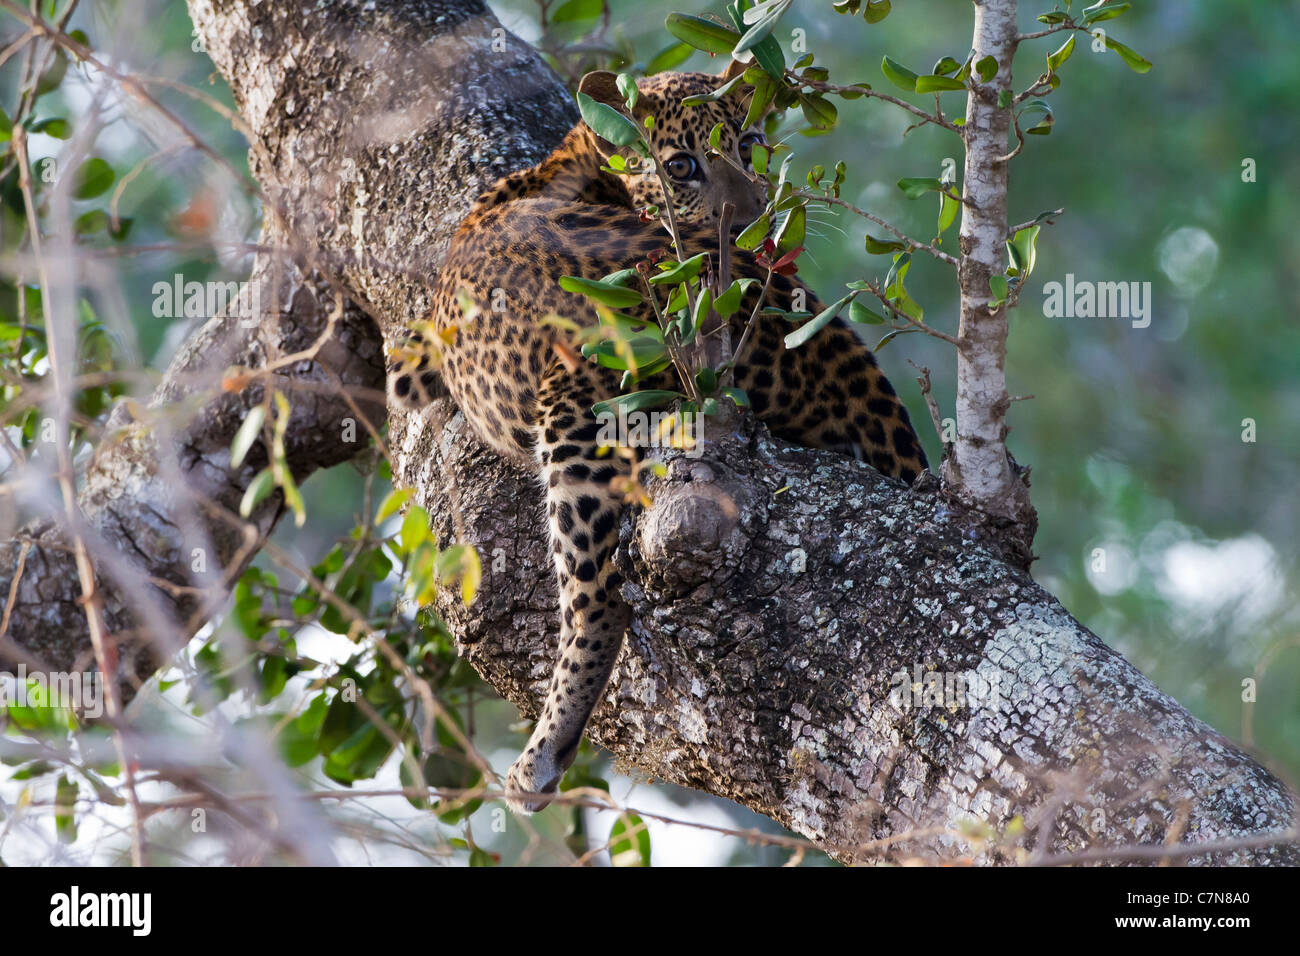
[
  {"xmin": 375, "ymin": 487, "xmax": 413, "ymax": 525},
  {"xmin": 439, "ymin": 544, "xmax": 482, "ymax": 606},
  {"xmin": 1104, "ymin": 35, "xmax": 1152, "ymax": 73},
  {"xmin": 609, "ymin": 812, "xmax": 651, "ymax": 866},
  {"xmin": 240, "ymin": 469, "xmax": 275, "ymax": 517},
  {"xmin": 682, "ymin": 73, "xmax": 746, "ymax": 107},
  {"xmin": 10, "ymin": 761, "xmax": 55, "ymax": 779},
  {"xmin": 1018, "ymin": 98, "xmax": 1054, "ymax": 137},
  {"xmin": 884, "ymin": 251, "xmax": 923, "ymax": 320},
  {"xmin": 721, "ymin": 386, "xmax": 750, "ymax": 407},
  {"xmin": 281, "ymin": 471, "xmax": 306, "ymax": 527},
  {"xmin": 874, "ymin": 328, "xmax": 914, "ymax": 351},
  {"xmin": 932, "ymin": 56, "xmax": 961, "ymax": 76},
  {"xmin": 799, "ymin": 93, "xmax": 838, "ymax": 131},
  {"xmin": 71, "ymin": 158, "xmax": 115, "ymax": 200},
  {"xmin": 865, "ymin": 234, "xmax": 908, "ymax": 254},
  {"xmin": 862, "ymin": 0, "xmax": 892, "ymax": 23},
  {"xmin": 835, "ymin": 82, "xmax": 873, "ymax": 100},
  {"xmin": 400, "ymin": 505, "xmax": 432, "ymax": 554},
  {"xmin": 230, "ymin": 405, "xmax": 265, "ymax": 468},
  {"xmin": 914, "ymin": 74, "xmax": 967, "ymax": 93},
  {"xmin": 849, "ymin": 299, "xmax": 886, "ymax": 325},
  {"xmin": 674, "ymin": 309, "xmax": 696, "ymax": 345},
  {"xmin": 55, "ymin": 775, "xmax": 78, "ymax": 844},
  {"xmin": 937, "ymin": 190, "xmax": 960, "ymax": 235},
  {"xmin": 1008, "ymin": 224, "xmax": 1041, "ymax": 279},
  {"xmin": 691, "ymin": 286, "xmax": 713, "ymax": 328},
  {"xmin": 29, "ymin": 116, "xmax": 70, "ymax": 139},
  {"xmin": 997, "ymin": 89, "xmax": 1012, "ymax": 109},
  {"xmin": 73, "ymin": 209, "xmax": 110, "ymax": 236},
  {"xmin": 34, "ymin": 51, "xmax": 67, "ymax": 98},
  {"xmin": 714, "ymin": 277, "xmax": 758, "ymax": 318},
  {"xmin": 726, "ymin": 1, "xmax": 786, "ymax": 80},
  {"xmin": 664, "ymin": 283, "xmax": 688, "ymax": 314},
  {"xmin": 743, "ymin": 74, "xmax": 776, "ymax": 128},
  {"xmin": 784, "ymin": 291, "xmax": 854, "ymax": 349},
  {"xmin": 551, "ymin": 0, "xmax": 603, "ymax": 25},
  {"xmin": 881, "ymin": 56, "xmax": 918, "ymax": 91},
  {"xmin": 897, "ymin": 177, "xmax": 945, "ymax": 200},
  {"xmin": 664, "ymin": 12, "xmax": 741, "ymax": 55},
  {"xmin": 884, "ymin": 251, "xmax": 910, "ymax": 290},
  {"xmin": 575, "ymin": 91, "xmax": 643, "ymax": 149},
  {"xmin": 648, "ymin": 252, "xmax": 708, "ymax": 285},
  {"xmin": 989, "ymin": 273, "xmax": 1009, "ymax": 305},
  {"xmin": 1082, "ymin": 2, "xmax": 1131, "ymax": 25},
  {"xmin": 592, "ymin": 390, "xmax": 683, "ymax": 416},
  {"xmin": 600, "ymin": 267, "xmax": 639, "ymax": 286},
  {"xmin": 775, "ymin": 205, "xmax": 805, "ymax": 250},
  {"xmin": 975, "ymin": 55, "xmax": 998, "ymax": 83},
  {"xmin": 559, "ymin": 274, "xmax": 645, "ymax": 308},
  {"xmin": 1047, "ymin": 35, "xmax": 1076, "ymax": 72},
  {"xmin": 735, "ymin": 213, "xmax": 770, "ymax": 251},
  {"xmin": 735, "ymin": 0, "xmax": 792, "ymax": 55},
  {"xmin": 0, "ymin": 109, "xmax": 11, "ymax": 143},
  {"xmin": 280, "ymin": 696, "xmax": 327, "ymax": 767},
  {"xmin": 748, "ymin": 37, "xmax": 787, "ymax": 82},
  {"xmin": 645, "ymin": 42, "xmax": 694, "ymax": 76},
  {"xmin": 616, "ymin": 73, "xmax": 639, "ymax": 111}
]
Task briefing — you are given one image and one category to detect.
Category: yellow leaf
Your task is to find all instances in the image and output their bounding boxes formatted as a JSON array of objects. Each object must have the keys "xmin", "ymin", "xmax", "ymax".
[{"xmin": 460, "ymin": 547, "xmax": 482, "ymax": 607}]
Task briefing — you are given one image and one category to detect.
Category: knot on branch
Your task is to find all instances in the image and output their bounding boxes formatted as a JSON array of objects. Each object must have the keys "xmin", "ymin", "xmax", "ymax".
[
  {"xmin": 634, "ymin": 454, "xmax": 759, "ymax": 595},
  {"xmin": 626, "ymin": 410, "xmax": 777, "ymax": 596}
]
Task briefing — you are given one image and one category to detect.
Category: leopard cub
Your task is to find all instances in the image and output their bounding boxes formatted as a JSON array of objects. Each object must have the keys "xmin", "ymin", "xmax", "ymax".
[{"xmin": 390, "ymin": 62, "xmax": 927, "ymax": 811}]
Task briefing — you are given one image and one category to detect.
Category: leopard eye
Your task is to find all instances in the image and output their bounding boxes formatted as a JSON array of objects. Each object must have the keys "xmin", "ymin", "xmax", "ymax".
[
  {"xmin": 664, "ymin": 153, "xmax": 699, "ymax": 181},
  {"xmin": 738, "ymin": 132, "xmax": 766, "ymax": 166}
]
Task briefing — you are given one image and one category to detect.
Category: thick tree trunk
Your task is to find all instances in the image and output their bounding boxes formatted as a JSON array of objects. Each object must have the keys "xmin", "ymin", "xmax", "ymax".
[{"xmin": 0, "ymin": 0, "xmax": 1294, "ymax": 864}]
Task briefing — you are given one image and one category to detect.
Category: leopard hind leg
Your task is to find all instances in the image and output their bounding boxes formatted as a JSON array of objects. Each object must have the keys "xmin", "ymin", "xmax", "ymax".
[{"xmin": 505, "ymin": 360, "xmax": 632, "ymax": 813}]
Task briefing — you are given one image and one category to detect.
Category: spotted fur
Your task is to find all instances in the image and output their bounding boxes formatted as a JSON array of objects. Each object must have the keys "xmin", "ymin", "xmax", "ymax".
[{"xmin": 389, "ymin": 66, "xmax": 929, "ymax": 812}]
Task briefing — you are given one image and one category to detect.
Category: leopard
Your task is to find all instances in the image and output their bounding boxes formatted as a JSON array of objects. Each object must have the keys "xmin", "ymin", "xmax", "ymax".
[{"xmin": 389, "ymin": 61, "xmax": 929, "ymax": 813}]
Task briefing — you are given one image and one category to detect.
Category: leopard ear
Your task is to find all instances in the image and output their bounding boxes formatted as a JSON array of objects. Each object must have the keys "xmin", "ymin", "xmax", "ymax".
[
  {"xmin": 719, "ymin": 59, "xmax": 749, "ymax": 83},
  {"xmin": 577, "ymin": 71, "xmax": 625, "ymax": 109},
  {"xmin": 577, "ymin": 71, "xmax": 646, "ymax": 154}
]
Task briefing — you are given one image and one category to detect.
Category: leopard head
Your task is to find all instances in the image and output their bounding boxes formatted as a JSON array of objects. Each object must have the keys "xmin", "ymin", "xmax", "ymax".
[{"xmin": 577, "ymin": 62, "xmax": 770, "ymax": 228}]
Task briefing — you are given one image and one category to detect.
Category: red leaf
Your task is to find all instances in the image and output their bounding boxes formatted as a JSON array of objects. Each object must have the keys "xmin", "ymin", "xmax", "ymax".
[{"xmin": 771, "ymin": 246, "xmax": 805, "ymax": 271}]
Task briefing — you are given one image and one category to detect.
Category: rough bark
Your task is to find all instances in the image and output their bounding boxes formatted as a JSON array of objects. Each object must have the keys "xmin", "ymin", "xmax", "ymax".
[
  {"xmin": 0, "ymin": 0, "xmax": 1294, "ymax": 864},
  {"xmin": 410, "ymin": 399, "xmax": 1298, "ymax": 865}
]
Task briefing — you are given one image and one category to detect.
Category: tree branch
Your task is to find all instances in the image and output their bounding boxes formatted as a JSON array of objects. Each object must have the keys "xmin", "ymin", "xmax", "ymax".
[{"xmin": 944, "ymin": 0, "xmax": 1037, "ymax": 536}]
